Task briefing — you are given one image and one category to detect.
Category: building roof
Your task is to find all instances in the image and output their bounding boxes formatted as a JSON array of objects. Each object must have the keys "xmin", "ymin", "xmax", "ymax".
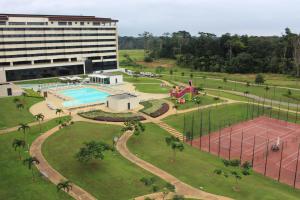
[
  {"xmin": 108, "ymin": 93, "xmax": 137, "ymax": 100},
  {"xmin": 0, "ymin": 13, "xmax": 118, "ymax": 22},
  {"xmin": 88, "ymin": 73, "xmax": 121, "ymax": 78}
]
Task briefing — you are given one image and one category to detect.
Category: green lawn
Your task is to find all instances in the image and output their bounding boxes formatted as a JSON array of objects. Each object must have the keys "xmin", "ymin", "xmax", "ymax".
[
  {"xmin": 15, "ymin": 77, "xmax": 61, "ymax": 85},
  {"xmin": 0, "ymin": 96, "xmax": 43, "ymax": 129},
  {"xmin": 127, "ymin": 123, "xmax": 300, "ymax": 200},
  {"xmin": 163, "ymin": 103, "xmax": 299, "ymax": 137},
  {"xmin": 134, "ymin": 83, "xmax": 170, "ymax": 93},
  {"xmin": 206, "ymin": 89, "xmax": 250, "ymax": 102},
  {"xmin": 0, "ymin": 117, "xmax": 71, "ymax": 200},
  {"xmin": 168, "ymin": 94, "xmax": 223, "ymax": 110},
  {"xmin": 42, "ymin": 122, "xmax": 167, "ymax": 200},
  {"xmin": 140, "ymin": 99, "xmax": 166, "ymax": 114}
]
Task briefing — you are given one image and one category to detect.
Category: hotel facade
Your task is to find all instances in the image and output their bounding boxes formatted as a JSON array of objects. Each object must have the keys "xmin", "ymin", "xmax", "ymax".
[{"xmin": 0, "ymin": 14, "xmax": 118, "ymax": 82}]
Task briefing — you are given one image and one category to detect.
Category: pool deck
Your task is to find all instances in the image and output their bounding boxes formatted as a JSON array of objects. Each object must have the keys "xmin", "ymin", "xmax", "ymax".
[{"xmin": 30, "ymin": 82, "xmax": 169, "ymax": 119}]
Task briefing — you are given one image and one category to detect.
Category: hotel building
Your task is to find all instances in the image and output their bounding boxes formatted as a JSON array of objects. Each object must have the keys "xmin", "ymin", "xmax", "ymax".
[{"xmin": 0, "ymin": 14, "xmax": 118, "ymax": 82}]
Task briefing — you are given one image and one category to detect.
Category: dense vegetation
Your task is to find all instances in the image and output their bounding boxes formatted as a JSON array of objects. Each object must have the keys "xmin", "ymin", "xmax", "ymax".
[{"xmin": 119, "ymin": 28, "xmax": 300, "ymax": 76}]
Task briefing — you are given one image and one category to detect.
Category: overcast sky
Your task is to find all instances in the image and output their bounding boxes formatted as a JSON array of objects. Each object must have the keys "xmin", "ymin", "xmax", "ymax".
[{"xmin": 1, "ymin": 0, "xmax": 300, "ymax": 36}]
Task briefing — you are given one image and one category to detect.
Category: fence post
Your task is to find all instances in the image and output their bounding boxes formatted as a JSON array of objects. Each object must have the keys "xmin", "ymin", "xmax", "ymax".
[
  {"xmin": 251, "ymin": 99, "xmax": 255, "ymax": 119},
  {"xmin": 286, "ymin": 101, "xmax": 290, "ymax": 122},
  {"xmin": 262, "ymin": 95, "xmax": 265, "ymax": 115},
  {"xmin": 264, "ymin": 139, "xmax": 270, "ymax": 176},
  {"xmin": 252, "ymin": 136, "xmax": 256, "ymax": 167},
  {"xmin": 199, "ymin": 111, "xmax": 203, "ymax": 150},
  {"xmin": 218, "ymin": 123, "xmax": 221, "ymax": 157},
  {"xmin": 183, "ymin": 114, "xmax": 186, "ymax": 141},
  {"xmin": 270, "ymin": 99, "xmax": 273, "ymax": 118},
  {"xmin": 278, "ymin": 142, "xmax": 284, "ymax": 182},
  {"xmin": 278, "ymin": 98, "xmax": 281, "ymax": 119},
  {"xmin": 293, "ymin": 144, "xmax": 300, "ymax": 188},
  {"xmin": 229, "ymin": 127, "xmax": 232, "ymax": 160},
  {"xmin": 208, "ymin": 110, "xmax": 211, "ymax": 153},
  {"xmin": 240, "ymin": 131, "xmax": 244, "ymax": 162},
  {"xmin": 191, "ymin": 113, "xmax": 194, "ymax": 146},
  {"xmin": 295, "ymin": 104, "xmax": 299, "ymax": 123}
]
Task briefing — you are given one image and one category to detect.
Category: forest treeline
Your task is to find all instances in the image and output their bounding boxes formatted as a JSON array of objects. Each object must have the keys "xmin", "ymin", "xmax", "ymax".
[{"xmin": 119, "ymin": 28, "xmax": 300, "ymax": 76}]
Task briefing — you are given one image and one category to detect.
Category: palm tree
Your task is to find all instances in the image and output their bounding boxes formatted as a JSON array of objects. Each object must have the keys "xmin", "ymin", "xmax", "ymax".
[
  {"xmin": 121, "ymin": 120, "xmax": 145, "ymax": 136},
  {"xmin": 35, "ymin": 113, "xmax": 45, "ymax": 132},
  {"xmin": 55, "ymin": 109, "xmax": 63, "ymax": 118},
  {"xmin": 244, "ymin": 91, "xmax": 249, "ymax": 96},
  {"xmin": 57, "ymin": 180, "xmax": 72, "ymax": 193},
  {"xmin": 18, "ymin": 123, "xmax": 30, "ymax": 147},
  {"xmin": 12, "ymin": 139, "xmax": 26, "ymax": 160},
  {"xmin": 194, "ymin": 96, "xmax": 201, "ymax": 108},
  {"xmin": 165, "ymin": 136, "xmax": 184, "ymax": 161},
  {"xmin": 23, "ymin": 156, "xmax": 40, "ymax": 180},
  {"xmin": 265, "ymin": 85, "xmax": 270, "ymax": 98}
]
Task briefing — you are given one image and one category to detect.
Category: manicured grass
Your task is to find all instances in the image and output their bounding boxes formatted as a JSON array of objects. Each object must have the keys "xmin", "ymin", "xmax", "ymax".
[
  {"xmin": 0, "ymin": 117, "xmax": 71, "ymax": 200},
  {"xmin": 168, "ymin": 94, "xmax": 223, "ymax": 110},
  {"xmin": 124, "ymin": 76, "xmax": 162, "ymax": 84},
  {"xmin": 163, "ymin": 103, "xmax": 299, "ymax": 137},
  {"xmin": 206, "ymin": 89, "xmax": 250, "ymax": 102},
  {"xmin": 134, "ymin": 83, "xmax": 170, "ymax": 94},
  {"xmin": 79, "ymin": 109, "xmax": 141, "ymax": 118},
  {"xmin": 119, "ymin": 49, "xmax": 145, "ymax": 62},
  {"xmin": 127, "ymin": 123, "xmax": 300, "ymax": 200},
  {"xmin": 0, "ymin": 96, "xmax": 43, "ymax": 129},
  {"xmin": 42, "ymin": 122, "xmax": 167, "ymax": 200}
]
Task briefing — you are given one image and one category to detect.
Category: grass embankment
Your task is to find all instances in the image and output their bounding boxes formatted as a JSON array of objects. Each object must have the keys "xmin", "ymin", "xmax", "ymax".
[
  {"xmin": 42, "ymin": 122, "xmax": 167, "ymax": 200},
  {"xmin": 15, "ymin": 77, "xmax": 61, "ymax": 85},
  {"xmin": 0, "ymin": 95, "xmax": 43, "ymax": 129},
  {"xmin": 140, "ymin": 99, "xmax": 166, "ymax": 114},
  {"xmin": 0, "ymin": 117, "xmax": 71, "ymax": 200},
  {"xmin": 163, "ymin": 103, "xmax": 300, "ymax": 137},
  {"xmin": 124, "ymin": 76, "xmax": 170, "ymax": 94},
  {"xmin": 79, "ymin": 110, "xmax": 145, "ymax": 121},
  {"xmin": 127, "ymin": 123, "xmax": 300, "ymax": 200}
]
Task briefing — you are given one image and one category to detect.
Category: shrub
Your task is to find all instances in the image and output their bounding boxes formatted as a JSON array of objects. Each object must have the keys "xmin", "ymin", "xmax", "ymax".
[
  {"xmin": 255, "ymin": 74, "xmax": 265, "ymax": 84},
  {"xmin": 144, "ymin": 56, "xmax": 153, "ymax": 62},
  {"xmin": 152, "ymin": 184, "xmax": 159, "ymax": 192},
  {"xmin": 165, "ymin": 183, "xmax": 175, "ymax": 192}
]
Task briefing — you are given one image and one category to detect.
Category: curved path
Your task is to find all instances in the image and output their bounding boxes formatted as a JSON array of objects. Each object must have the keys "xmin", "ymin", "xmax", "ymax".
[
  {"xmin": 30, "ymin": 125, "xmax": 97, "ymax": 200},
  {"xmin": 116, "ymin": 131, "xmax": 232, "ymax": 200}
]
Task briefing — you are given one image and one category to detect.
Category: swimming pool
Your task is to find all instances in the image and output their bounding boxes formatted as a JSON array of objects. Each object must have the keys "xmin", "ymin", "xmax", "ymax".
[{"xmin": 58, "ymin": 87, "xmax": 110, "ymax": 107}]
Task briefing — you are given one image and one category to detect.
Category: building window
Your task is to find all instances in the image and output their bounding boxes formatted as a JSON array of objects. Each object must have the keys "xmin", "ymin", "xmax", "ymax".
[
  {"xmin": 68, "ymin": 22, "xmax": 72, "ymax": 25},
  {"xmin": 58, "ymin": 22, "xmax": 67, "ymax": 25},
  {"xmin": 0, "ymin": 21, "xmax": 6, "ymax": 25},
  {"xmin": 51, "ymin": 22, "xmax": 54, "ymax": 24},
  {"xmin": 9, "ymin": 22, "xmax": 26, "ymax": 25},
  {"xmin": 93, "ymin": 22, "xmax": 100, "ymax": 26},
  {"xmin": 80, "ymin": 22, "xmax": 84, "ymax": 25}
]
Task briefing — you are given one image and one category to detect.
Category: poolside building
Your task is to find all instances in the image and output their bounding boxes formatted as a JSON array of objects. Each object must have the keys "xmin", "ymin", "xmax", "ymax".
[
  {"xmin": 107, "ymin": 93, "xmax": 139, "ymax": 111},
  {"xmin": 88, "ymin": 73, "xmax": 123, "ymax": 85},
  {"xmin": 0, "ymin": 13, "xmax": 118, "ymax": 82}
]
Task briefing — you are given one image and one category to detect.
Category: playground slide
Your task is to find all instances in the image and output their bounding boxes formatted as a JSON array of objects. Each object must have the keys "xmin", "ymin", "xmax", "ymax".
[{"xmin": 171, "ymin": 87, "xmax": 193, "ymax": 98}]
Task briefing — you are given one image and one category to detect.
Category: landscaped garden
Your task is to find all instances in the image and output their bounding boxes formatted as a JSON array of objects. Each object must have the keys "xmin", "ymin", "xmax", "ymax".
[
  {"xmin": 140, "ymin": 99, "xmax": 169, "ymax": 117},
  {"xmin": 127, "ymin": 123, "xmax": 300, "ymax": 200},
  {"xmin": 42, "ymin": 122, "xmax": 169, "ymax": 200},
  {"xmin": 79, "ymin": 109, "xmax": 146, "ymax": 122},
  {"xmin": 168, "ymin": 94, "xmax": 223, "ymax": 110},
  {"xmin": 0, "ymin": 117, "xmax": 71, "ymax": 200},
  {"xmin": 0, "ymin": 94, "xmax": 44, "ymax": 129}
]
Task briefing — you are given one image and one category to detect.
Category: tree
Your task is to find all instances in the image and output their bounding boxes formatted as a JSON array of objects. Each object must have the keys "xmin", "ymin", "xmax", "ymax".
[
  {"xmin": 165, "ymin": 136, "xmax": 184, "ymax": 161},
  {"xmin": 12, "ymin": 139, "xmax": 26, "ymax": 160},
  {"xmin": 13, "ymin": 97, "xmax": 20, "ymax": 104},
  {"xmin": 18, "ymin": 123, "xmax": 30, "ymax": 147},
  {"xmin": 57, "ymin": 180, "xmax": 72, "ymax": 193},
  {"xmin": 55, "ymin": 109, "xmax": 63, "ymax": 118},
  {"xmin": 75, "ymin": 140, "xmax": 113, "ymax": 163},
  {"xmin": 16, "ymin": 103, "xmax": 24, "ymax": 110},
  {"xmin": 35, "ymin": 113, "xmax": 45, "ymax": 132},
  {"xmin": 23, "ymin": 156, "xmax": 40, "ymax": 180},
  {"xmin": 121, "ymin": 120, "xmax": 145, "ymax": 136},
  {"xmin": 255, "ymin": 74, "xmax": 265, "ymax": 84},
  {"xmin": 181, "ymin": 72, "xmax": 184, "ymax": 77},
  {"xmin": 194, "ymin": 96, "xmax": 202, "ymax": 108},
  {"xmin": 223, "ymin": 77, "xmax": 227, "ymax": 83}
]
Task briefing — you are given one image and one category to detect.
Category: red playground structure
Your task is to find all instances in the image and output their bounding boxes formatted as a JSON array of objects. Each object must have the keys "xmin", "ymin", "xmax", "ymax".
[{"xmin": 170, "ymin": 80, "xmax": 197, "ymax": 99}]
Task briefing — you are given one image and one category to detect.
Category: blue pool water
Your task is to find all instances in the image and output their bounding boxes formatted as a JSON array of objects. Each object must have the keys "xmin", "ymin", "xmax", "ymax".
[{"xmin": 59, "ymin": 88, "xmax": 109, "ymax": 107}]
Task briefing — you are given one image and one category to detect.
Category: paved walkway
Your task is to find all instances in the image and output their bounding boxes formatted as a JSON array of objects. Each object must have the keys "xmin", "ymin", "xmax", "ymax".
[
  {"xmin": 116, "ymin": 131, "xmax": 232, "ymax": 200},
  {"xmin": 30, "ymin": 125, "xmax": 97, "ymax": 200}
]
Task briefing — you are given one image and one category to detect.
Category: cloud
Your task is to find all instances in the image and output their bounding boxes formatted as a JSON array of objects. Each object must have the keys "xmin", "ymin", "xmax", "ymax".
[{"xmin": 1, "ymin": 0, "xmax": 300, "ymax": 36}]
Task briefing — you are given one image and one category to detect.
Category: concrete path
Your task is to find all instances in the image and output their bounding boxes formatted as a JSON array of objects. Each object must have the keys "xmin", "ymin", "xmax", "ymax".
[
  {"xmin": 116, "ymin": 131, "xmax": 232, "ymax": 200},
  {"xmin": 30, "ymin": 125, "xmax": 97, "ymax": 200}
]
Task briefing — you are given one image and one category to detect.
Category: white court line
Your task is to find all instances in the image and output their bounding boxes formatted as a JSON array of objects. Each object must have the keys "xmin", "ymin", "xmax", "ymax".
[{"xmin": 281, "ymin": 152, "xmax": 299, "ymax": 168}]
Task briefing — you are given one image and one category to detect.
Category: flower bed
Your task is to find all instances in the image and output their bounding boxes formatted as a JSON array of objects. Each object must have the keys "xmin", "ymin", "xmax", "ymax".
[{"xmin": 79, "ymin": 110, "xmax": 146, "ymax": 122}]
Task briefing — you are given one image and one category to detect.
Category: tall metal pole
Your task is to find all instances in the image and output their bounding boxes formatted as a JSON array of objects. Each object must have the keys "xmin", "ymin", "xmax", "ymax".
[
  {"xmin": 293, "ymin": 144, "xmax": 300, "ymax": 188},
  {"xmin": 183, "ymin": 114, "xmax": 186, "ymax": 141},
  {"xmin": 218, "ymin": 122, "xmax": 221, "ymax": 157},
  {"xmin": 251, "ymin": 99, "xmax": 255, "ymax": 119},
  {"xmin": 252, "ymin": 136, "xmax": 256, "ymax": 166},
  {"xmin": 278, "ymin": 98, "xmax": 281, "ymax": 119},
  {"xmin": 199, "ymin": 111, "xmax": 203, "ymax": 150},
  {"xmin": 191, "ymin": 113, "xmax": 194, "ymax": 146},
  {"xmin": 229, "ymin": 127, "xmax": 232, "ymax": 160},
  {"xmin": 240, "ymin": 131, "xmax": 244, "ymax": 162},
  {"xmin": 264, "ymin": 139, "xmax": 270, "ymax": 176},
  {"xmin": 295, "ymin": 103, "xmax": 299, "ymax": 123},
  {"xmin": 270, "ymin": 99, "xmax": 273, "ymax": 118},
  {"xmin": 278, "ymin": 142, "xmax": 284, "ymax": 182},
  {"xmin": 286, "ymin": 101, "xmax": 290, "ymax": 122},
  {"xmin": 208, "ymin": 110, "xmax": 211, "ymax": 153}
]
